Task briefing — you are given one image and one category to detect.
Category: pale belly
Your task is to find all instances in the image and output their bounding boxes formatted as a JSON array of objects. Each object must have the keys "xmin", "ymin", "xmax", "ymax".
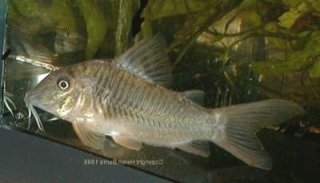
[{"xmin": 82, "ymin": 112, "xmax": 211, "ymax": 148}]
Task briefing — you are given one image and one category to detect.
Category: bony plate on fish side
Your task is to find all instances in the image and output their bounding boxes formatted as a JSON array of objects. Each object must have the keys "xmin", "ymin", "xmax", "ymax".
[{"xmin": 24, "ymin": 34, "xmax": 305, "ymax": 172}]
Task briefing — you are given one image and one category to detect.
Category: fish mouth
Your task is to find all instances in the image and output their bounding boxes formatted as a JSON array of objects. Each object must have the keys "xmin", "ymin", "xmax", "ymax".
[{"xmin": 24, "ymin": 91, "xmax": 45, "ymax": 132}]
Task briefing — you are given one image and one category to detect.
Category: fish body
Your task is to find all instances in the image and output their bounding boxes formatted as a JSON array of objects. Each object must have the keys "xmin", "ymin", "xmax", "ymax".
[
  {"xmin": 38, "ymin": 60, "xmax": 210, "ymax": 144},
  {"xmin": 24, "ymin": 36, "xmax": 304, "ymax": 170}
]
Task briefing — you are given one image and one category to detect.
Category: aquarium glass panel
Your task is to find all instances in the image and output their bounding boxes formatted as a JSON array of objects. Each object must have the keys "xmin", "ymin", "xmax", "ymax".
[{"xmin": 2, "ymin": 0, "xmax": 320, "ymax": 182}]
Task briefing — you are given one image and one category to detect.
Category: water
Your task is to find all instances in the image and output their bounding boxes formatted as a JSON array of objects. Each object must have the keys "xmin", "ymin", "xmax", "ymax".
[{"xmin": 2, "ymin": 0, "xmax": 320, "ymax": 182}]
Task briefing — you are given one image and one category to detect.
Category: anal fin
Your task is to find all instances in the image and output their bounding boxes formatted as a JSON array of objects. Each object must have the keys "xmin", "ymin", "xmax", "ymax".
[
  {"xmin": 177, "ymin": 141, "xmax": 211, "ymax": 157},
  {"xmin": 112, "ymin": 136, "xmax": 142, "ymax": 151}
]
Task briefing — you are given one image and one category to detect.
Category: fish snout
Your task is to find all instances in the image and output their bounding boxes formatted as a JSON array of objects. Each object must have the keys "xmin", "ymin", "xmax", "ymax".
[
  {"xmin": 24, "ymin": 91, "xmax": 32, "ymax": 104},
  {"xmin": 24, "ymin": 90, "xmax": 38, "ymax": 105}
]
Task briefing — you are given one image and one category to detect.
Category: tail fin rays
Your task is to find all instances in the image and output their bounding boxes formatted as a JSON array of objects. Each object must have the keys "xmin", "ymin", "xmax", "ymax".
[{"xmin": 210, "ymin": 99, "xmax": 304, "ymax": 170}]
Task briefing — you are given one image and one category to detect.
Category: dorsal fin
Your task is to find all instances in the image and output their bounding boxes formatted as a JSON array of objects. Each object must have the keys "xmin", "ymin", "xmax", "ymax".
[{"xmin": 115, "ymin": 35, "xmax": 172, "ymax": 87}]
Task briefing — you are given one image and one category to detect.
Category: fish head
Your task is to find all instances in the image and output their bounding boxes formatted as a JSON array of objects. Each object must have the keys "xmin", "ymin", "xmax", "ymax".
[{"xmin": 24, "ymin": 66, "xmax": 84, "ymax": 119}]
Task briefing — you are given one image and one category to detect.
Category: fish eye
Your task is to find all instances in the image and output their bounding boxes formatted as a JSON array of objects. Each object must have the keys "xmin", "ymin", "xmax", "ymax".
[{"xmin": 57, "ymin": 76, "xmax": 70, "ymax": 90}]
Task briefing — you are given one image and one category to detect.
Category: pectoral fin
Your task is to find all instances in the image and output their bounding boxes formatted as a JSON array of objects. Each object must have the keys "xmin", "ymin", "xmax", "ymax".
[
  {"xmin": 112, "ymin": 136, "xmax": 142, "ymax": 151},
  {"xmin": 177, "ymin": 141, "xmax": 211, "ymax": 157},
  {"xmin": 72, "ymin": 122, "xmax": 105, "ymax": 150}
]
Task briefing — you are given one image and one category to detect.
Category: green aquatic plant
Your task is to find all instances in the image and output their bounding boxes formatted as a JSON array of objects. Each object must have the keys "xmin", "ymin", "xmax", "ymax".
[
  {"xmin": 253, "ymin": 32, "xmax": 320, "ymax": 77},
  {"xmin": 9, "ymin": 0, "xmax": 107, "ymax": 58},
  {"xmin": 7, "ymin": 0, "xmax": 320, "ymax": 105},
  {"xmin": 75, "ymin": 0, "xmax": 107, "ymax": 58},
  {"xmin": 9, "ymin": 0, "xmax": 39, "ymax": 18},
  {"xmin": 10, "ymin": 0, "xmax": 79, "ymax": 34},
  {"xmin": 145, "ymin": 0, "xmax": 220, "ymax": 20},
  {"xmin": 114, "ymin": 0, "xmax": 140, "ymax": 55}
]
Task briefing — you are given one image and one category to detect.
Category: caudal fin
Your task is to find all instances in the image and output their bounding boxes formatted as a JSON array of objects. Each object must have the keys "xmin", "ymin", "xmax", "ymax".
[{"xmin": 210, "ymin": 99, "xmax": 304, "ymax": 170}]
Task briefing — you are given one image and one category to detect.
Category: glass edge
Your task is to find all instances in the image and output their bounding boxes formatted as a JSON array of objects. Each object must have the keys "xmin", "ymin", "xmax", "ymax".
[{"xmin": 0, "ymin": 0, "xmax": 8, "ymax": 119}]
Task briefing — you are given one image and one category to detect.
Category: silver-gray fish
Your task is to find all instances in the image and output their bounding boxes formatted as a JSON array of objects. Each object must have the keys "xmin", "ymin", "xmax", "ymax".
[{"xmin": 24, "ymin": 35, "xmax": 304, "ymax": 170}]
